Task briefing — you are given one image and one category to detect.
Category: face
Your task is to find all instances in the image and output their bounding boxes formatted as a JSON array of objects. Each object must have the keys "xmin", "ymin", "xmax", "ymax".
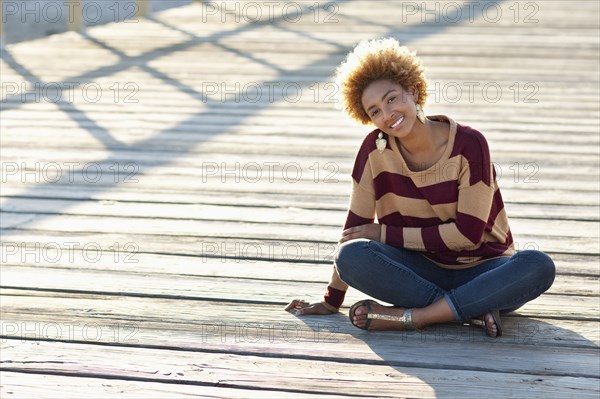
[{"xmin": 361, "ymin": 79, "xmax": 419, "ymax": 138}]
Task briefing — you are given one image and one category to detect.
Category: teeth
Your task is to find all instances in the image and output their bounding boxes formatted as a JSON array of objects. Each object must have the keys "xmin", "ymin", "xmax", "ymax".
[{"xmin": 391, "ymin": 116, "xmax": 404, "ymax": 128}]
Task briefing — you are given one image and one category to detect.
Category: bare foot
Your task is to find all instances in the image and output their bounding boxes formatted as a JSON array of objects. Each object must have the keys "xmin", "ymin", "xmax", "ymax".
[{"xmin": 350, "ymin": 301, "xmax": 417, "ymax": 331}]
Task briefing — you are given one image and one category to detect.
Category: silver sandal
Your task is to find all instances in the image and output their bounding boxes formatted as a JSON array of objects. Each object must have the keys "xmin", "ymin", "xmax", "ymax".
[{"xmin": 349, "ymin": 299, "xmax": 417, "ymax": 331}]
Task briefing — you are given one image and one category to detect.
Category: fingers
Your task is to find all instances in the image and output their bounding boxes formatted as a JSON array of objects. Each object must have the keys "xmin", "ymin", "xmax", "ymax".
[
  {"xmin": 295, "ymin": 303, "xmax": 318, "ymax": 316},
  {"xmin": 340, "ymin": 225, "xmax": 374, "ymax": 242},
  {"xmin": 339, "ymin": 233, "xmax": 358, "ymax": 243},
  {"xmin": 284, "ymin": 299, "xmax": 309, "ymax": 312},
  {"xmin": 341, "ymin": 226, "xmax": 359, "ymax": 237},
  {"xmin": 340, "ymin": 224, "xmax": 381, "ymax": 243},
  {"xmin": 339, "ymin": 232, "xmax": 366, "ymax": 243},
  {"xmin": 340, "ymin": 226, "xmax": 362, "ymax": 243}
]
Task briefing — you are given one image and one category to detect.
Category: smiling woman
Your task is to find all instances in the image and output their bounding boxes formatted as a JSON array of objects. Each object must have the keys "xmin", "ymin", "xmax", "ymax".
[{"xmin": 285, "ymin": 37, "xmax": 556, "ymax": 338}]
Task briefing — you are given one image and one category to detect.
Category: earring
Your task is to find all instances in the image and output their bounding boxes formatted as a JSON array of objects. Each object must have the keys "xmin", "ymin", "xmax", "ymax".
[
  {"xmin": 416, "ymin": 104, "xmax": 427, "ymax": 124},
  {"xmin": 375, "ymin": 131, "xmax": 387, "ymax": 153}
]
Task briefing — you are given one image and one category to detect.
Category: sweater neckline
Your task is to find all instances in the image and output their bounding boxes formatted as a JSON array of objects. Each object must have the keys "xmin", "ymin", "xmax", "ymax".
[{"xmin": 389, "ymin": 114, "xmax": 457, "ymax": 174}]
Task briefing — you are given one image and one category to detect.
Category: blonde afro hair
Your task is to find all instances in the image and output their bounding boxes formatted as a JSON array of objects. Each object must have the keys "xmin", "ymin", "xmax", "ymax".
[{"xmin": 335, "ymin": 38, "xmax": 428, "ymax": 125}]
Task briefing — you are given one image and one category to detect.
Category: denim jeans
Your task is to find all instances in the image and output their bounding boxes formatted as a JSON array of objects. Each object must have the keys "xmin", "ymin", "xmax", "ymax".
[{"xmin": 335, "ymin": 239, "xmax": 556, "ymax": 321}]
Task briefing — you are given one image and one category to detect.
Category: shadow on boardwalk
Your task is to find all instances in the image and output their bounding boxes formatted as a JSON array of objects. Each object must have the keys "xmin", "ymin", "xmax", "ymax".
[{"xmin": 0, "ymin": 0, "xmax": 503, "ymax": 222}]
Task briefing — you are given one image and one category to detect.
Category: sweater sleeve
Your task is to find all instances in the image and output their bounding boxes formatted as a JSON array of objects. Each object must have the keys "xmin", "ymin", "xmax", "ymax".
[
  {"xmin": 383, "ymin": 132, "xmax": 495, "ymax": 252},
  {"xmin": 324, "ymin": 135, "xmax": 378, "ymax": 307},
  {"xmin": 326, "ymin": 176, "xmax": 376, "ymax": 295}
]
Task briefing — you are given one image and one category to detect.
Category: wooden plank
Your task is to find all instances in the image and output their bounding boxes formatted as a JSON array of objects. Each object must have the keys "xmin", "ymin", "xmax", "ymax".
[
  {"xmin": 2, "ymin": 187, "xmax": 599, "ymax": 222},
  {"xmin": 1, "ymin": 213, "xmax": 597, "ymax": 255},
  {"xmin": 1, "ymin": 131, "xmax": 598, "ymax": 158},
  {"xmin": 0, "ymin": 102, "xmax": 598, "ymax": 125},
  {"xmin": 0, "ymin": 371, "xmax": 338, "ymax": 399},
  {"xmin": 1, "ymin": 148, "xmax": 598, "ymax": 190},
  {"xmin": 0, "ymin": 195, "xmax": 600, "ymax": 226},
  {"xmin": 0, "ymin": 118, "xmax": 594, "ymax": 142},
  {"xmin": 0, "ymin": 243, "xmax": 597, "ymax": 277},
  {"xmin": 0, "ymin": 176, "xmax": 596, "ymax": 206},
  {"xmin": 2, "ymin": 340, "xmax": 599, "ymax": 399},
  {"xmin": 1, "ymin": 289, "xmax": 598, "ymax": 348},
  {"xmin": 2, "ymin": 198, "xmax": 599, "ymax": 231},
  {"xmin": 2, "ymin": 143, "xmax": 598, "ymax": 171},
  {"xmin": 1, "ymin": 230, "xmax": 597, "ymax": 272},
  {"xmin": 1, "ymin": 202, "xmax": 597, "ymax": 244},
  {"xmin": 2, "ymin": 180, "xmax": 598, "ymax": 207},
  {"xmin": 1, "ymin": 267, "xmax": 598, "ymax": 320},
  {"xmin": 1, "ymin": 51, "xmax": 597, "ymax": 73},
  {"xmin": 0, "ymin": 250, "xmax": 600, "ymax": 296}
]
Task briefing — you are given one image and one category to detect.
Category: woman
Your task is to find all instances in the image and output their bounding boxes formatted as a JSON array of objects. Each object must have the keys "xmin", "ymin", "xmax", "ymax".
[{"xmin": 285, "ymin": 38, "xmax": 555, "ymax": 337}]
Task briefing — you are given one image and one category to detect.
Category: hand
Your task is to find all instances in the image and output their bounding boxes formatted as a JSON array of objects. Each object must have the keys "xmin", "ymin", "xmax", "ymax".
[
  {"xmin": 284, "ymin": 299, "xmax": 337, "ymax": 315},
  {"xmin": 339, "ymin": 223, "xmax": 381, "ymax": 244}
]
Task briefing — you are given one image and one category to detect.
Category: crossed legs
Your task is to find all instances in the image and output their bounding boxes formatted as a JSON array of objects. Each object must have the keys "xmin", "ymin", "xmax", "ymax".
[{"xmin": 336, "ymin": 239, "xmax": 555, "ymax": 336}]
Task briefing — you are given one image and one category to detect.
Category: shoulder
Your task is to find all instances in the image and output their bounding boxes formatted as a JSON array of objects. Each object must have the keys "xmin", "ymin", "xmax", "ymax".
[
  {"xmin": 428, "ymin": 115, "xmax": 490, "ymax": 159},
  {"xmin": 351, "ymin": 128, "xmax": 380, "ymax": 181},
  {"xmin": 449, "ymin": 121, "xmax": 493, "ymax": 184},
  {"xmin": 454, "ymin": 122, "xmax": 489, "ymax": 150},
  {"xmin": 451, "ymin": 122, "xmax": 491, "ymax": 164},
  {"xmin": 359, "ymin": 128, "xmax": 381, "ymax": 154}
]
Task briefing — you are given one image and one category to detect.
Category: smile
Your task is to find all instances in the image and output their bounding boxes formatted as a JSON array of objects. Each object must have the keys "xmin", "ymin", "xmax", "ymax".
[{"xmin": 390, "ymin": 116, "xmax": 404, "ymax": 128}]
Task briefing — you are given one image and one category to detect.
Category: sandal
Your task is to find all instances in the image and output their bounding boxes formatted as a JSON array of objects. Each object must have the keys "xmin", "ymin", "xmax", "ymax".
[
  {"xmin": 470, "ymin": 309, "xmax": 503, "ymax": 337},
  {"xmin": 348, "ymin": 299, "xmax": 417, "ymax": 331}
]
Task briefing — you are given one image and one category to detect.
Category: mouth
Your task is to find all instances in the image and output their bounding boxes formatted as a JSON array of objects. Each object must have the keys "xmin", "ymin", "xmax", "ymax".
[{"xmin": 389, "ymin": 116, "xmax": 404, "ymax": 129}]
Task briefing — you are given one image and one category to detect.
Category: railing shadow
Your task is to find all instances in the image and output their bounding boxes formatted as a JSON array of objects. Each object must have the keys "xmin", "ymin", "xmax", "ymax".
[{"xmin": 1, "ymin": 1, "xmax": 505, "ymax": 227}]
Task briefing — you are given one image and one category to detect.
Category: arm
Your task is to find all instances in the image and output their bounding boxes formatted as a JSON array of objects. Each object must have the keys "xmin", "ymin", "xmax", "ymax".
[
  {"xmin": 286, "ymin": 134, "xmax": 378, "ymax": 315},
  {"xmin": 324, "ymin": 174, "xmax": 377, "ymax": 309}
]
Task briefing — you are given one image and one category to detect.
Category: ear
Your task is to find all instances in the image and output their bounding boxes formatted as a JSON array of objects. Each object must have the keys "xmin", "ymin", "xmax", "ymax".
[
  {"xmin": 408, "ymin": 86, "xmax": 418, "ymax": 102},
  {"xmin": 406, "ymin": 86, "xmax": 419, "ymax": 103}
]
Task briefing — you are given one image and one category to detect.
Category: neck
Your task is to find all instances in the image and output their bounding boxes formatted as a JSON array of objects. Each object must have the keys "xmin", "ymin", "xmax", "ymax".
[{"xmin": 398, "ymin": 120, "xmax": 435, "ymax": 155}]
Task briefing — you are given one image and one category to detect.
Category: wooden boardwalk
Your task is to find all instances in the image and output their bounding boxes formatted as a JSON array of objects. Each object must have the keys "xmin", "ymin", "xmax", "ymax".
[{"xmin": 1, "ymin": 1, "xmax": 599, "ymax": 397}]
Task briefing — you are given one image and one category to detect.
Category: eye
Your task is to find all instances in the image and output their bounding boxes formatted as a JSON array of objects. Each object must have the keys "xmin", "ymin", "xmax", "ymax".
[
  {"xmin": 388, "ymin": 96, "xmax": 396, "ymax": 103},
  {"xmin": 370, "ymin": 109, "xmax": 379, "ymax": 117}
]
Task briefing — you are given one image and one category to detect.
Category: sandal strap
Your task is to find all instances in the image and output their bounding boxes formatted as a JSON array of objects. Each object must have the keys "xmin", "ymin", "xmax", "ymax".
[{"xmin": 369, "ymin": 308, "xmax": 416, "ymax": 331}]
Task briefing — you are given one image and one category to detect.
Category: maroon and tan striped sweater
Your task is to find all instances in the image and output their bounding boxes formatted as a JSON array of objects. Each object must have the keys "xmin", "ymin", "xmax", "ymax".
[{"xmin": 327, "ymin": 115, "xmax": 514, "ymax": 301}]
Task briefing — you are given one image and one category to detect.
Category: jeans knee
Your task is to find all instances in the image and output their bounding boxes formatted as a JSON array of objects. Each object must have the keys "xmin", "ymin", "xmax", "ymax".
[
  {"xmin": 519, "ymin": 250, "xmax": 556, "ymax": 289},
  {"xmin": 334, "ymin": 239, "xmax": 369, "ymax": 280}
]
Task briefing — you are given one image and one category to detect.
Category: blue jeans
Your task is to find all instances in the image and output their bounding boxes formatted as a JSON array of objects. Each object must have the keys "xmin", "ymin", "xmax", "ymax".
[{"xmin": 335, "ymin": 239, "xmax": 556, "ymax": 321}]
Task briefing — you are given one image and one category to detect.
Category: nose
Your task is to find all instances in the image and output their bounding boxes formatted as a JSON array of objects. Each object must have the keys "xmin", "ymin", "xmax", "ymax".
[{"xmin": 382, "ymin": 105, "xmax": 395, "ymax": 124}]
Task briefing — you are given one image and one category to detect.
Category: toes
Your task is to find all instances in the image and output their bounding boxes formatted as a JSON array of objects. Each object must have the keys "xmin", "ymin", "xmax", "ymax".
[
  {"xmin": 350, "ymin": 306, "xmax": 368, "ymax": 327},
  {"xmin": 485, "ymin": 313, "xmax": 498, "ymax": 337},
  {"xmin": 352, "ymin": 315, "xmax": 367, "ymax": 328}
]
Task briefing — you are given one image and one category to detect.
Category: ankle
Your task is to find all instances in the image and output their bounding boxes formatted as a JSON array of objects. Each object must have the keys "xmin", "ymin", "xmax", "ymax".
[{"xmin": 410, "ymin": 308, "xmax": 427, "ymax": 330}]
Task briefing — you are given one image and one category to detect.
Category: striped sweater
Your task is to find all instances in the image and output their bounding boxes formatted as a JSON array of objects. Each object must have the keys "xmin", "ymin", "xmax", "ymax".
[{"xmin": 326, "ymin": 115, "xmax": 514, "ymax": 303}]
